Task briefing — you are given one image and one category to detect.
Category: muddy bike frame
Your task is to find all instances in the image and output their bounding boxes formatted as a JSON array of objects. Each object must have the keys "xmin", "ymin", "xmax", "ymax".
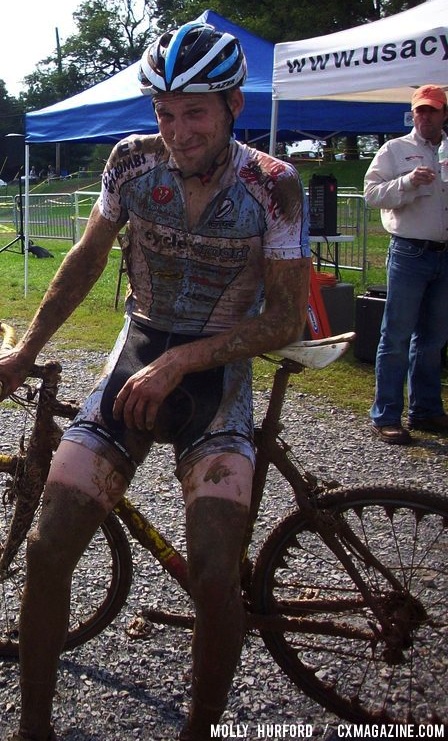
[{"xmin": 0, "ymin": 329, "xmax": 404, "ymax": 638}]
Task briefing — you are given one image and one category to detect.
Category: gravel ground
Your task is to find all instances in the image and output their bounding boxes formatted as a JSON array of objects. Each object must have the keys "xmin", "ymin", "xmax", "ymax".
[{"xmin": 0, "ymin": 348, "xmax": 447, "ymax": 741}]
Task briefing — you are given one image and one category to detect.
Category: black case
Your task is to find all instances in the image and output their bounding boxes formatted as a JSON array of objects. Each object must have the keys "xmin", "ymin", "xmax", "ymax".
[{"xmin": 354, "ymin": 294, "xmax": 386, "ymax": 364}]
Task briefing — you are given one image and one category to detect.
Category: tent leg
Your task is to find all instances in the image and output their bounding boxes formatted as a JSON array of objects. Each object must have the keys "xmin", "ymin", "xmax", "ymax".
[
  {"xmin": 24, "ymin": 144, "xmax": 30, "ymax": 297},
  {"xmin": 269, "ymin": 99, "xmax": 279, "ymax": 156}
]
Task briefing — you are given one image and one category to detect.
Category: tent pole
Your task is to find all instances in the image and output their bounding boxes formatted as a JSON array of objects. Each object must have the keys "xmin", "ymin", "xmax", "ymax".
[
  {"xmin": 269, "ymin": 99, "xmax": 279, "ymax": 155},
  {"xmin": 24, "ymin": 144, "xmax": 30, "ymax": 297}
]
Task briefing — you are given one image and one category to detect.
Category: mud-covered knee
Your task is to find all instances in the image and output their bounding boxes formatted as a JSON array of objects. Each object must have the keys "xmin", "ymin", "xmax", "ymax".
[{"xmin": 26, "ymin": 527, "xmax": 74, "ymax": 580}]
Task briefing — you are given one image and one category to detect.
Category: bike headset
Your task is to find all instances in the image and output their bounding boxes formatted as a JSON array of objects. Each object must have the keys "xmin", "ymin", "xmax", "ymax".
[{"xmin": 138, "ymin": 21, "xmax": 248, "ymax": 184}]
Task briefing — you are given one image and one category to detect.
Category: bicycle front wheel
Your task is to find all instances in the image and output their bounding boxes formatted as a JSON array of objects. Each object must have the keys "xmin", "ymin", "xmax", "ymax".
[
  {"xmin": 251, "ymin": 485, "xmax": 448, "ymax": 725},
  {"xmin": 0, "ymin": 512, "xmax": 133, "ymax": 658}
]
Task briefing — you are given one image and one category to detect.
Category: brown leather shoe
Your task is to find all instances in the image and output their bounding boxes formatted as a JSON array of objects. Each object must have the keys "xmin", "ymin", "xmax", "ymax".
[
  {"xmin": 408, "ymin": 414, "xmax": 448, "ymax": 433},
  {"xmin": 372, "ymin": 423, "xmax": 412, "ymax": 445}
]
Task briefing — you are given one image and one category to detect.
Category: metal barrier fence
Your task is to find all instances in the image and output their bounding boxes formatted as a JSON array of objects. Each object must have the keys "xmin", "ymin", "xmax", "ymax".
[
  {"xmin": 1, "ymin": 190, "xmax": 368, "ymax": 279},
  {"xmin": 0, "ymin": 193, "xmax": 75, "ymax": 241}
]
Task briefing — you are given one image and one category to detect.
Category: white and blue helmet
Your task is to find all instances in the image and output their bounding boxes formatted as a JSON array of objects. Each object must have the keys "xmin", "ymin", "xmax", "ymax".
[{"xmin": 138, "ymin": 21, "xmax": 247, "ymax": 95}]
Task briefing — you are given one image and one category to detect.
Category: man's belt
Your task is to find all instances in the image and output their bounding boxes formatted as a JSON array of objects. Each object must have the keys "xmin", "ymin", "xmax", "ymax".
[{"xmin": 401, "ymin": 237, "xmax": 448, "ymax": 252}]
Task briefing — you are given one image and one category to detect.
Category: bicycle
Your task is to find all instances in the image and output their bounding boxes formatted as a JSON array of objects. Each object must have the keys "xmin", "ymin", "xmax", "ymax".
[{"xmin": 0, "ymin": 320, "xmax": 447, "ymax": 727}]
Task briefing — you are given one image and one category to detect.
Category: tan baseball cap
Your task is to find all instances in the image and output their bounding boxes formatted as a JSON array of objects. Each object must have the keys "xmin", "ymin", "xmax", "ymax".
[{"xmin": 411, "ymin": 84, "xmax": 447, "ymax": 110}]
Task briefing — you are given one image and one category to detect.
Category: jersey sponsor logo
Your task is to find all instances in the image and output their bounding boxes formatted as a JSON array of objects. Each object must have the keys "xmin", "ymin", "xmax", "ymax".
[
  {"xmin": 145, "ymin": 228, "xmax": 248, "ymax": 263},
  {"xmin": 152, "ymin": 185, "xmax": 174, "ymax": 204},
  {"xmin": 103, "ymin": 151, "xmax": 147, "ymax": 194},
  {"xmin": 215, "ymin": 198, "xmax": 234, "ymax": 219}
]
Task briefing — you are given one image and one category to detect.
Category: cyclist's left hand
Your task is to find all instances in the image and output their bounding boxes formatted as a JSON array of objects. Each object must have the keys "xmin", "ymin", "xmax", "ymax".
[{"xmin": 112, "ymin": 350, "xmax": 185, "ymax": 431}]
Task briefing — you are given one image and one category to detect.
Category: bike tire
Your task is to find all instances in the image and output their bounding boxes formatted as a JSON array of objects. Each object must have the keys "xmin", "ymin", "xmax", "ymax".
[
  {"xmin": 0, "ymin": 512, "xmax": 133, "ymax": 658},
  {"xmin": 251, "ymin": 485, "xmax": 448, "ymax": 725}
]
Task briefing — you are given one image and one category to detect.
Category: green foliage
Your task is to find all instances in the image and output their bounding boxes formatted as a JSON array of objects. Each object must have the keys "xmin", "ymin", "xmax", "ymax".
[
  {"xmin": 20, "ymin": 65, "xmax": 86, "ymax": 113},
  {"xmin": 155, "ymin": 0, "xmax": 426, "ymax": 44},
  {"xmin": 66, "ymin": 0, "xmax": 156, "ymax": 82},
  {"xmin": 19, "ymin": 0, "xmax": 156, "ymax": 114},
  {"xmin": 0, "ymin": 81, "xmax": 24, "ymax": 140}
]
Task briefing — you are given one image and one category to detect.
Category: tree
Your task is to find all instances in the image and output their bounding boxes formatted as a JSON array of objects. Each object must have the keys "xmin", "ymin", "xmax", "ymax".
[
  {"xmin": 0, "ymin": 81, "xmax": 25, "ymax": 181},
  {"xmin": 155, "ymin": 0, "xmax": 425, "ymax": 44},
  {"xmin": 19, "ymin": 0, "xmax": 158, "ymax": 175},
  {"xmin": 63, "ymin": 0, "xmax": 157, "ymax": 85},
  {"xmin": 20, "ymin": 0, "xmax": 157, "ymax": 113},
  {"xmin": 0, "ymin": 81, "xmax": 24, "ymax": 139}
]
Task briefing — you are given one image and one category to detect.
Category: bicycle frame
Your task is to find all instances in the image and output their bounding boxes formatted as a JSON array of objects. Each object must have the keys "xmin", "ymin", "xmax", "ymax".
[
  {"xmin": 1, "ymin": 342, "xmax": 404, "ymax": 644},
  {"xmin": 113, "ymin": 356, "xmax": 408, "ymax": 644}
]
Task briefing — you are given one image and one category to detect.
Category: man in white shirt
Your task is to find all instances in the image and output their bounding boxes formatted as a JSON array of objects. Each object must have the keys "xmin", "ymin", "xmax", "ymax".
[{"xmin": 364, "ymin": 84, "xmax": 448, "ymax": 444}]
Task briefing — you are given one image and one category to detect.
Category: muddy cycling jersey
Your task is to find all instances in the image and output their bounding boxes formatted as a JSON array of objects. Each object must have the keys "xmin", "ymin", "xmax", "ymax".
[{"xmin": 99, "ymin": 134, "xmax": 310, "ymax": 334}]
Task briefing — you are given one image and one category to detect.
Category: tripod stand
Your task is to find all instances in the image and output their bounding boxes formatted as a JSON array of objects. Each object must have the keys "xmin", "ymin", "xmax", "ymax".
[{"xmin": 0, "ymin": 166, "xmax": 26, "ymax": 255}]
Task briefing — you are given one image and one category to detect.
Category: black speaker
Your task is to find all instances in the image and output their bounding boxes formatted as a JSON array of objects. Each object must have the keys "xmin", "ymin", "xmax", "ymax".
[
  {"xmin": 2, "ymin": 133, "xmax": 25, "ymax": 168},
  {"xmin": 320, "ymin": 282, "xmax": 354, "ymax": 335},
  {"xmin": 308, "ymin": 174, "xmax": 338, "ymax": 236},
  {"xmin": 354, "ymin": 295, "xmax": 386, "ymax": 364}
]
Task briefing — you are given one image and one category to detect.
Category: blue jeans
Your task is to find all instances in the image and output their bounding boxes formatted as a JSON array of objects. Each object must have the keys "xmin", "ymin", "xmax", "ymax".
[{"xmin": 370, "ymin": 236, "xmax": 448, "ymax": 427}]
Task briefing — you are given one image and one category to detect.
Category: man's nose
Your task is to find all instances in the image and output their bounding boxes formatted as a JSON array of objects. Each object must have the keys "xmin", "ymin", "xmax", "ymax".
[{"xmin": 169, "ymin": 119, "xmax": 191, "ymax": 143}]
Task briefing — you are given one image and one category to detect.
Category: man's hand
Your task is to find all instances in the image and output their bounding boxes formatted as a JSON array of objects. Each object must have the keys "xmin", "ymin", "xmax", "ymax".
[
  {"xmin": 0, "ymin": 348, "xmax": 35, "ymax": 401},
  {"xmin": 112, "ymin": 350, "xmax": 185, "ymax": 431},
  {"xmin": 409, "ymin": 166, "xmax": 436, "ymax": 187}
]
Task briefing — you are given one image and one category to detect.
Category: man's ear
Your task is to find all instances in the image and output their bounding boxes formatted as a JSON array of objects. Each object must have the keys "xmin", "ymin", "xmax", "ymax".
[{"xmin": 227, "ymin": 89, "xmax": 245, "ymax": 120}]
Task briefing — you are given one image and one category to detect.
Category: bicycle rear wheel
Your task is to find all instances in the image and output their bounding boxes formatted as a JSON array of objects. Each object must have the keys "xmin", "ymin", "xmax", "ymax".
[
  {"xmin": 0, "ymin": 511, "xmax": 133, "ymax": 658},
  {"xmin": 251, "ymin": 485, "xmax": 448, "ymax": 725}
]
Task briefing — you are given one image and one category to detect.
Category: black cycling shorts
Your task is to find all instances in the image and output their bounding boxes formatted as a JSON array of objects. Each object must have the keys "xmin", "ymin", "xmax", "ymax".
[{"xmin": 63, "ymin": 315, "xmax": 255, "ymax": 482}]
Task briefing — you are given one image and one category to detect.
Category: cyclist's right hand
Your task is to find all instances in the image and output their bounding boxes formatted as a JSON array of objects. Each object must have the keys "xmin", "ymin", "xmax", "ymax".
[
  {"xmin": 0, "ymin": 348, "xmax": 34, "ymax": 400},
  {"xmin": 0, "ymin": 324, "xmax": 35, "ymax": 400}
]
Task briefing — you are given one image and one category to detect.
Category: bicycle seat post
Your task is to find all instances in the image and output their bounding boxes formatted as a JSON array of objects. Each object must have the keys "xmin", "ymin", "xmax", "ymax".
[
  {"xmin": 242, "ymin": 359, "xmax": 302, "ymax": 563},
  {"xmin": 262, "ymin": 360, "xmax": 300, "ymax": 436}
]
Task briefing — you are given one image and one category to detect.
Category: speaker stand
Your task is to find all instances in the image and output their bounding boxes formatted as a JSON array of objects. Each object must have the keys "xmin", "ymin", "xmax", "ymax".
[{"xmin": 0, "ymin": 170, "xmax": 26, "ymax": 255}]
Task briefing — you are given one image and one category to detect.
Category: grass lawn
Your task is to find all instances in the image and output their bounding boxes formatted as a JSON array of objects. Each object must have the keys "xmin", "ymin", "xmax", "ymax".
[{"xmin": 1, "ymin": 166, "xmax": 446, "ymax": 417}]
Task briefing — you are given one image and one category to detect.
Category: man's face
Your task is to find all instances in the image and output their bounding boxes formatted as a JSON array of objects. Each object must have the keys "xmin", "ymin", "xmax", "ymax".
[
  {"xmin": 154, "ymin": 90, "xmax": 243, "ymax": 177},
  {"xmin": 412, "ymin": 105, "xmax": 447, "ymax": 144}
]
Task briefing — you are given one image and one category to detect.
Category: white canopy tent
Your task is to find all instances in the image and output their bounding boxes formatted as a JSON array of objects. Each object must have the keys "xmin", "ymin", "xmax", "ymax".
[{"xmin": 269, "ymin": 0, "xmax": 448, "ymax": 153}]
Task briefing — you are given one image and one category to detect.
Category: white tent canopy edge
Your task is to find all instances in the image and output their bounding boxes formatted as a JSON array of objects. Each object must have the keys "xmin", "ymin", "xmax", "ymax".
[{"xmin": 269, "ymin": 0, "xmax": 448, "ymax": 153}]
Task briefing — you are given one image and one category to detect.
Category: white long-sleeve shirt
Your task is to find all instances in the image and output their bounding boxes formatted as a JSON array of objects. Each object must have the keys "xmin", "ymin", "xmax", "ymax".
[{"xmin": 364, "ymin": 128, "xmax": 448, "ymax": 243}]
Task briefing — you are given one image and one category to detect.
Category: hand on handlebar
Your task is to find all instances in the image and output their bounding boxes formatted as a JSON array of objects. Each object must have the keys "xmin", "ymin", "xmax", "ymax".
[{"xmin": 0, "ymin": 322, "xmax": 34, "ymax": 400}]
